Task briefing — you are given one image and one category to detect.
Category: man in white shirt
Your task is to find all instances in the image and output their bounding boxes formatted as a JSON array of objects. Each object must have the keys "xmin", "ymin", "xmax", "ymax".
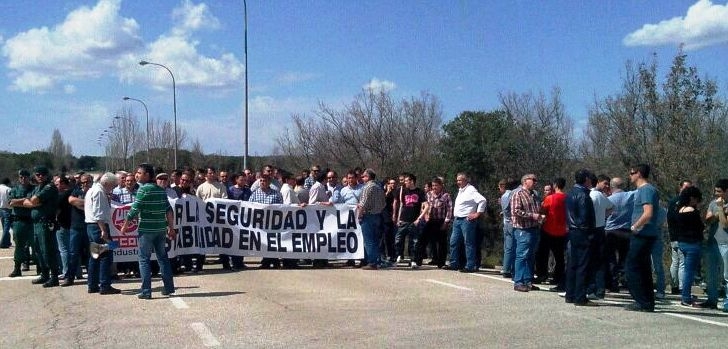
[
  {"xmin": 448, "ymin": 172, "xmax": 487, "ymax": 273},
  {"xmin": 0, "ymin": 177, "xmax": 12, "ymax": 248},
  {"xmin": 84, "ymin": 172, "xmax": 121, "ymax": 295},
  {"xmin": 196, "ymin": 167, "xmax": 228, "ymax": 201},
  {"xmin": 587, "ymin": 174, "xmax": 614, "ymax": 299}
]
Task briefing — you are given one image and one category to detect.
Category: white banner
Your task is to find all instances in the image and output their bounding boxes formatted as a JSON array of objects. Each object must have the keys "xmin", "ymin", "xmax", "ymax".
[{"xmin": 109, "ymin": 196, "xmax": 363, "ymax": 262}]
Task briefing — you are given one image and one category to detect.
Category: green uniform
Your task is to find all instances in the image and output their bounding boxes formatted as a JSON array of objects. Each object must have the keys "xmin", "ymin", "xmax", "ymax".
[
  {"xmin": 30, "ymin": 181, "xmax": 59, "ymax": 277},
  {"xmin": 10, "ymin": 184, "xmax": 34, "ymax": 266}
]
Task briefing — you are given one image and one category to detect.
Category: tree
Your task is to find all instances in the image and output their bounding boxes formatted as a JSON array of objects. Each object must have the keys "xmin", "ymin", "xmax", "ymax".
[
  {"xmin": 46, "ymin": 129, "xmax": 73, "ymax": 171},
  {"xmin": 440, "ymin": 110, "xmax": 517, "ymax": 191},
  {"xmin": 276, "ymin": 89, "xmax": 443, "ymax": 178},
  {"xmin": 582, "ymin": 49, "xmax": 728, "ymax": 193}
]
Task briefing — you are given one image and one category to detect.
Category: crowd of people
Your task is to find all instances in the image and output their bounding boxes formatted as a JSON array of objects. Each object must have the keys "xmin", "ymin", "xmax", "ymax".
[
  {"xmin": 0, "ymin": 162, "xmax": 726, "ymax": 311},
  {"xmin": 497, "ymin": 164, "xmax": 728, "ymax": 313}
]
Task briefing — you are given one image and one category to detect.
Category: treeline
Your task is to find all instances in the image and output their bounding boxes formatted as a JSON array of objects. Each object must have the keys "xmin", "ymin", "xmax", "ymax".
[{"xmin": 275, "ymin": 49, "xmax": 728, "ymax": 202}]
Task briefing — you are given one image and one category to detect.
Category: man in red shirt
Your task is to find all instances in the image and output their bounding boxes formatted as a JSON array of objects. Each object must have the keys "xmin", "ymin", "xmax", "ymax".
[{"xmin": 537, "ymin": 177, "xmax": 568, "ymax": 291}]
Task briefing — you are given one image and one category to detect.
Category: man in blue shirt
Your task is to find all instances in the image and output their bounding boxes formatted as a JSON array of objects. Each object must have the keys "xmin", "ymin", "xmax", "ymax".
[
  {"xmin": 603, "ymin": 177, "xmax": 634, "ymax": 293},
  {"xmin": 624, "ymin": 164, "xmax": 661, "ymax": 312}
]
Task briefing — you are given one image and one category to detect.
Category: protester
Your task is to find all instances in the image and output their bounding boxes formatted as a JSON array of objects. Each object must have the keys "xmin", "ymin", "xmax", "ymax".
[
  {"xmin": 510, "ymin": 174, "xmax": 543, "ymax": 292},
  {"xmin": 85, "ymin": 172, "xmax": 121, "ymax": 294},
  {"xmin": 120, "ymin": 164, "xmax": 176, "ymax": 299},
  {"xmin": 624, "ymin": 164, "xmax": 661, "ymax": 312},
  {"xmin": 357, "ymin": 169, "xmax": 386, "ymax": 270},
  {"xmin": 448, "ymin": 173, "xmax": 486, "ymax": 272},
  {"xmin": 674, "ymin": 186, "xmax": 704, "ymax": 307}
]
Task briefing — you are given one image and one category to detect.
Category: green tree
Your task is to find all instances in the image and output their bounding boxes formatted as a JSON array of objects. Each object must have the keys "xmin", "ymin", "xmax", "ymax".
[{"xmin": 583, "ymin": 49, "xmax": 728, "ymax": 193}]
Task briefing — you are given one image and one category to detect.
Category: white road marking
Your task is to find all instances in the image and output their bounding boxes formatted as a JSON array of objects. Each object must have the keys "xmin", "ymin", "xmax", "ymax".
[
  {"xmin": 663, "ymin": 312, "xmax": 728, "ymax": 328},
  {"xmin": 467, "ymin": 272, "xmax": 513, "ymax": 284},
  {"xmin": 170, "ymin": 297, "xmax": 189, "ymax": 309},
  {"xmin": 466, "ymin": 271, "xmax": 728, "ymax": 328},
  {"xmin": 190, "ymin": 322, "xmax": 221, "ymax": 347},
  {"xmin": 424, "ymin": 279, "xmax": 472, "ymax": 291},
  {"xmin": 0, "ymin": 256, "xmax": 13, "ymax": 260}
]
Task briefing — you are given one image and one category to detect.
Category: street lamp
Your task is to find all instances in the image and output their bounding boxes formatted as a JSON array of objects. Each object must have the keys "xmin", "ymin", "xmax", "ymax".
[
  {"xmin": 243, "ymin": 0, "xmax": 249, "ymax": 170},
  {"xmin": 123, "ymin": 96, "xmax": 150, "ymax": 162},
  {"xmin": 139, "ymin": 60, "xmax": 177, "ymax": 169}
]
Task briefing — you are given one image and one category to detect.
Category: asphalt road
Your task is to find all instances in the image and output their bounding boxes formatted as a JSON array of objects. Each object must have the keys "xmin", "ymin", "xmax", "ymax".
[{"xmin": 1, "ymin": 248, "xmax": 727, "ymax": 349}]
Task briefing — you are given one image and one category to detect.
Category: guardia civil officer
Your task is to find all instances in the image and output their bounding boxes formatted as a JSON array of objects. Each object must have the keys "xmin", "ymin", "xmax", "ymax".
[
  {"xmin": 20, "ymin": 166, "xmax": 60, "ymax": 287},
  {"xmin": 7, "ymin": 169, "xmax": 35, "ymax": 277}
]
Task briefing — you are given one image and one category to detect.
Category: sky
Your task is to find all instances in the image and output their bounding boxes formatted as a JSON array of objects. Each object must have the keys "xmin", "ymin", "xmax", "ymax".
[{"xmin": 1, "ymin": 0, "xmax": 727, "ymax": 158}]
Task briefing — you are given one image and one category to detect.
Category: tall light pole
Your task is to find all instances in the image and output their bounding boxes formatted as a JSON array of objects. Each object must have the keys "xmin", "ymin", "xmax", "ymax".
[
  {"xmin": 123, "ymin": 96, "xmax": 150, "ymax": 162},
  {"xmin": 139, "ymin": 60, "xmax": 178, "ymax": 169},
  {"xmin": 243, "ymin": 0, "xmax": 249, "ymax": 170}
]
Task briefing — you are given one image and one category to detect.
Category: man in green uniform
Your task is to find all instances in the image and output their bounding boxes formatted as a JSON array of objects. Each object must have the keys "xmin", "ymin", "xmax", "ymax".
[
  {"xmin": 20, "ymin": 166, "xmax": 60, "ymax": 287},
  {"xmin": 8, "ymin": 170, "xmax": 35, "ymax": 277}
]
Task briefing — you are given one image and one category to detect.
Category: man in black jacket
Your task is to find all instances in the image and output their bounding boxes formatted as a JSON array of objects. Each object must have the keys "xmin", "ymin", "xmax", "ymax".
[{"xmin": 565, "ymin": 169, "xmax": 596, "ymax": 306}]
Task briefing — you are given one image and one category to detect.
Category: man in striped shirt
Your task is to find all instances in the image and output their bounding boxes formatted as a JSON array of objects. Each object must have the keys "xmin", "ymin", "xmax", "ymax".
[
  {"xmin": 510, "ymin": 174, "xmax": 544, "ymax": 292},
  {"xmin": 121, "ymin": 163, "xmax": 176, "ymax": 300}
]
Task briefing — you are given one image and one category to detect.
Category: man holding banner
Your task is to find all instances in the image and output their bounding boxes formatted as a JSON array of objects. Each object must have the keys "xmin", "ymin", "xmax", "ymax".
[
  {"xmin": 121, "ymin": 164, "xmax": 176, "ymax": 300},
  {"xmin": 250, "ymin": 174, "xmax": 283, "ymax": 269}
]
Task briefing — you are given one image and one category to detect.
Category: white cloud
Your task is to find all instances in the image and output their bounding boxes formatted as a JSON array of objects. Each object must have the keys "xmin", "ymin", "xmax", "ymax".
[
  {"xmin": 122, "ymin": 1, "xmax": 244, "ymax": 91},
  {"xmin": 2, "ymin": 0, "xmax": 143, "ymax": 92},
  {"xmin": 3, "ymin": 0, "xmax": 244, "ymax": 93},
  {"xmin": 624, "ymin": 0, "xmax": 728, "ymax": 50},
  {"xmin": 171, "ymin": 0, "xmax": 220, "ymax": 36},
  {"xmin": 363, "ymin": 78, "xmax": 396, "ymax": 93},
  {"xmin": 63, "ymin": 84, "xmax": 76, "ymax": 94}
]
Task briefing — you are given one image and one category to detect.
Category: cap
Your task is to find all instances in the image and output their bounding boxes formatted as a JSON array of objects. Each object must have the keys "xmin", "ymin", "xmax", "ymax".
[
  {"xmin": 33, "ymin": 166, "xmax": 50, "ymax": 176},
  {"xmin": 18, "ymin": 169, "xmax": 31, "ymax": 177},
  {"xmin": 156, "ymin": 173, "xmax": 169, "ymax": 180}
]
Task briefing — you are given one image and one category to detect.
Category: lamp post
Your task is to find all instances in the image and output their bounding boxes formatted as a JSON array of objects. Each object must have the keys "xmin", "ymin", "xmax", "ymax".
[
  {"xmin": 123, "ymin": 96, "xmax": 150, "ymax": 162},
  {"xmin": 113, "ymin": 116, "xmax": 136, "ymax": 170},
  {"xmin": 139, "ymin": 60, "xmax": 178, "ymax": 169},
  {"xmin": 243, "ymin": 0, "xmax": 249, "ymax": 170}
]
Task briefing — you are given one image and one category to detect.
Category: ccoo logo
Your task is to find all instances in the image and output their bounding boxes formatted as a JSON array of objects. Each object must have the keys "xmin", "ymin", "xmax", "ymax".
[{"xmin": 112, "ymin": 205, "xmax": 137, "ymax": 235}]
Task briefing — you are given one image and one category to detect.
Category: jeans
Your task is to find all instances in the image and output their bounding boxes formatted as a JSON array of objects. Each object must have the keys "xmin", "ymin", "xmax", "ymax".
[
  {"xmin": 87, "ymin": 223, "xmax": 113, "ymax": 291},
  {"xmin": 625, "ymin": 234, "xmax": 656, "ymax": 310},
  {"xmin": 513, "ymin": 227, "xmax": 539, "ymax": 286},
  {"xmin": 449, "ymin": 218, "xmax": 478, "ymax": 270},
  {"xmin": 565, "ymin": 229, "xmax": 591, "ymax": 303},
  {"xmin": 67, "ymin": 226, "xmax": 85, "ymax": 280},
  {"xmin": 705, "ymin": 241, "xmax": 728, "ymax": 304},
  {"xmin": 138, "ymin": 233, "xmax": 175, "ymax": 296},
  {"xmin": 56, "ymin": 227, "xmax": 70, "ymax": 276},
  {"xmin": 0, "ymin": 208, "xmax": 11, "ymax": 247},
  {"xmin": 502, "ymin": 221, "xmax": 515, "ymax": 274},
  {"xmin": 678, "ymin": 242, "xmax": 701, "ymax": 303},
  {"xmin": 670, "ymin": 241, "xmax": 685, "ymax": 291},
  {"xmin": 361, "ymin": 213, "xmax": 381, "ymax": 266},
  {"xmin": 651, "ymin": 235, "xmax": 665, "ymax": 295},
  {"xmin": 395, "ymin": 222, "xmax": 421, "ymax": 264}
]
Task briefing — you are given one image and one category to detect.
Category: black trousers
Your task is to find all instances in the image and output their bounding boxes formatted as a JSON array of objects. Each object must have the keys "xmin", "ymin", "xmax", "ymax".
[
  {"xmin": 625, "ymin": 235, "xmax": 656, "ymax": 310},
  {"xmin": 420, "ymin": 219, "xmax": 448, "ymax": 267},
  {"xmin": 535, "ymin": 233, "xmax": 566, "ymax": 286},
  {"xmin": 604, "ymin": 229, "xmax": 631, "ymax": 290},
  {"xmin": 565, "ymin": 229, "xmax": 591, "ymax": 303}
]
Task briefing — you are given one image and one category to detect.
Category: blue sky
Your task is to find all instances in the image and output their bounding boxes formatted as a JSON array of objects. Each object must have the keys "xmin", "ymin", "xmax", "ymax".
[{"xmin": 1, "ymin": 0, "xmax": 727, "ymax": 158}]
